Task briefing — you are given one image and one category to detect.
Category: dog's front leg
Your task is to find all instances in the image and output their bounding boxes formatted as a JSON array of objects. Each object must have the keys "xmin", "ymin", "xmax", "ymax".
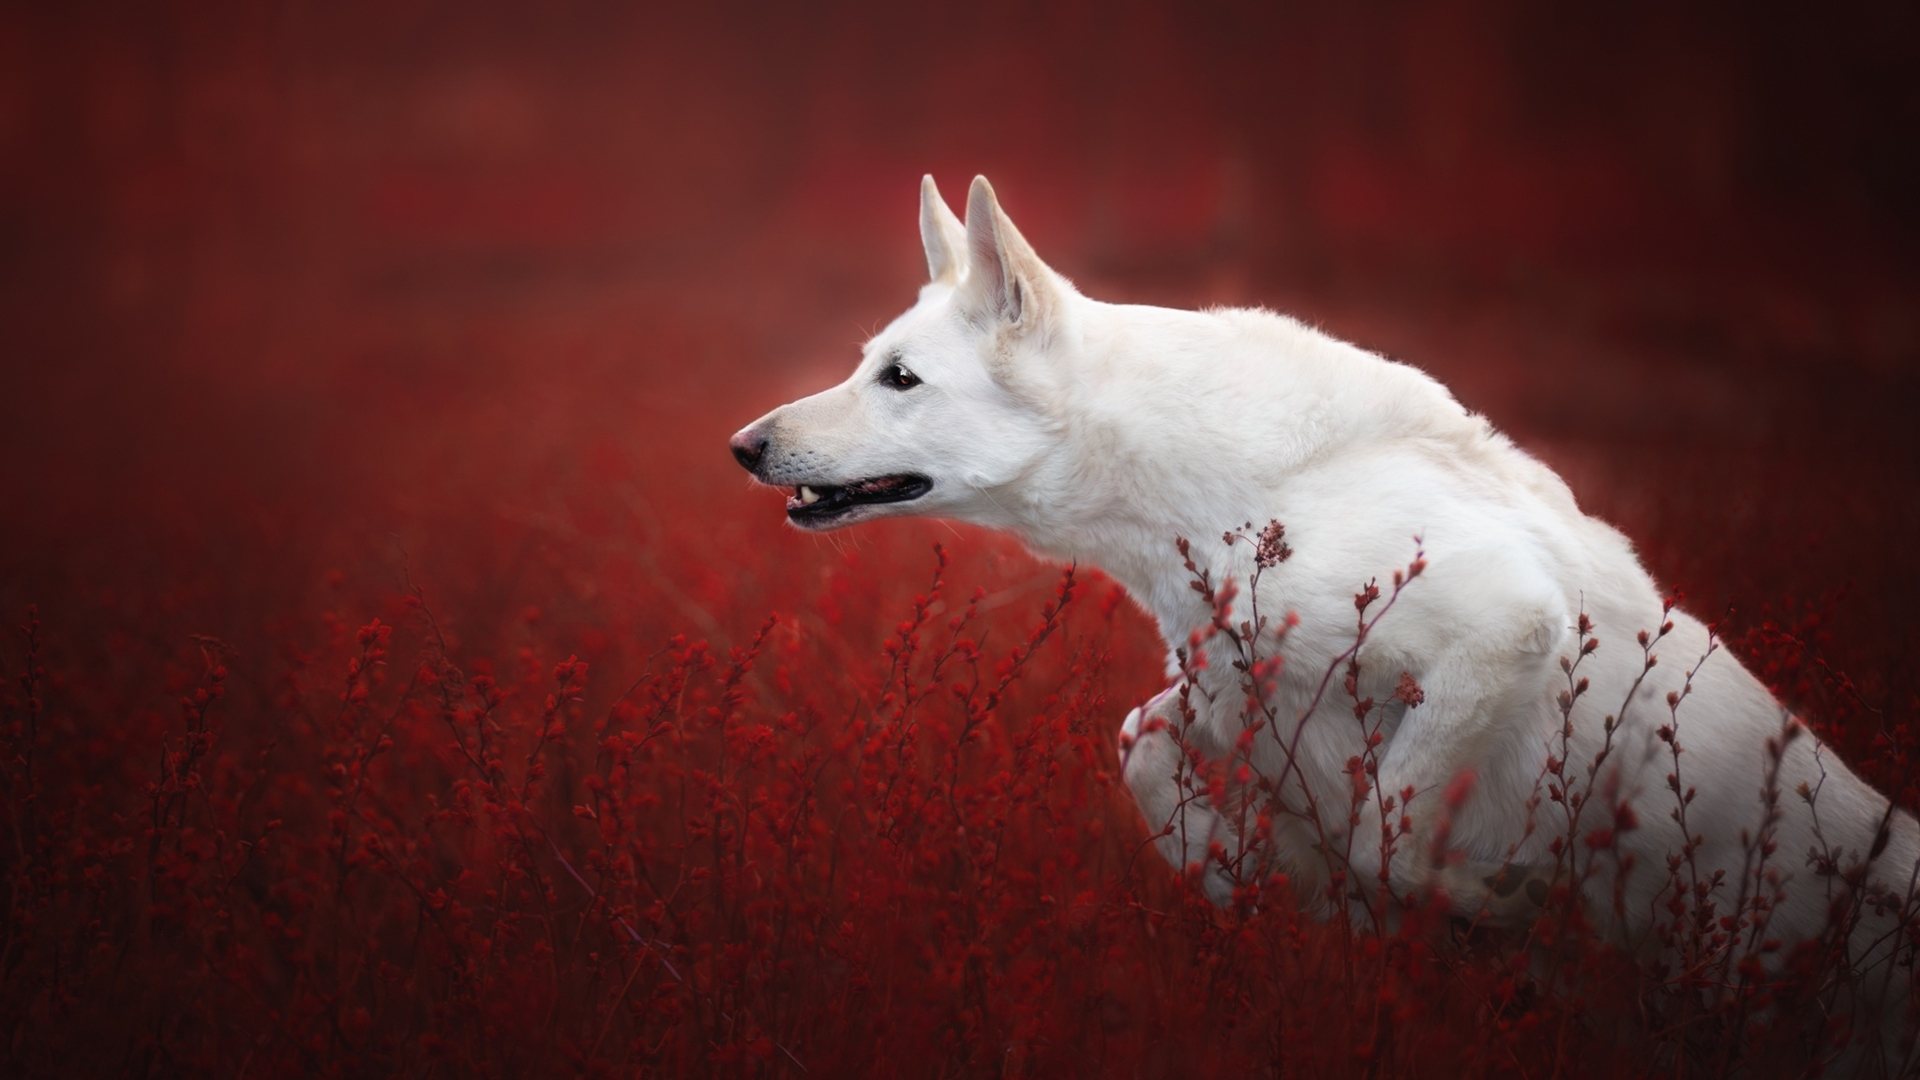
[
  {"xmin": 1347, "ymin": 658, "xmax": 1551, "ymax": 928},
  {"xmin": 1119, "ymin": 688, "xmax": 1238, "ymax": 905}
]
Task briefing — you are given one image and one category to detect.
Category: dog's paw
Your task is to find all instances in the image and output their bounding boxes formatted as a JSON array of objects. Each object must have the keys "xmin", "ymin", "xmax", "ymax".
[
  {"xmin": 1117, "ymin": 684, "xmax": 1182, "ymax": 768},
  {"xmin": 1436, "ymin": 860, "xmax": 1555, "ymax": 927}
]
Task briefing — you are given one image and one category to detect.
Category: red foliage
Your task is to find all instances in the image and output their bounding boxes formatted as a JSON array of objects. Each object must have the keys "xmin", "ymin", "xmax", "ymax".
[{"xmin": 2, "ymin": 511, "xmax": 1914, "ymax": 1076}]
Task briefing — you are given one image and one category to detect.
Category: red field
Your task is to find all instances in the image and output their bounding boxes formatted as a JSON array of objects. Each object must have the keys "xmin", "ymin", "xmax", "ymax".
[{"xmin": 3, "ymin": 3, "xmax": 1918, "ymax": 1075}]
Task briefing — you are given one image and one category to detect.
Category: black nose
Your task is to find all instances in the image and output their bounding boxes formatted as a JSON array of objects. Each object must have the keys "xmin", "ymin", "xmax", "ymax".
[{"xmin": 729, "ymin": 428, "xmax": 767, "ymax": 472}]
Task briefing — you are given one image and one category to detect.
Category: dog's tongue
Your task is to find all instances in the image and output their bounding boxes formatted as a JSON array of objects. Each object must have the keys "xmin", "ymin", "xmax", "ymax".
[{"xmin": 848, "ymin": 476, "xmax": 907, "ymax": 497}]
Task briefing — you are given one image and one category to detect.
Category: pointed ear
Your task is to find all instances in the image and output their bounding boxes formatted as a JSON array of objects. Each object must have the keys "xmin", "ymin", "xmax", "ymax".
[
  {"xmin": 919, "ymin": 175, "xmax": 966, "ymax": 284},
  {"xmin": 961, "ymin": 176, "xmax": 1056, "ymax": 328}
]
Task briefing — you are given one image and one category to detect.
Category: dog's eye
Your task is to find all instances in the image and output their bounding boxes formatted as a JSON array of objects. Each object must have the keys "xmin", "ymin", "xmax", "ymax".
[{"xmin": 880, "ymin": 361, "xmax": 922, "ymax": 390}]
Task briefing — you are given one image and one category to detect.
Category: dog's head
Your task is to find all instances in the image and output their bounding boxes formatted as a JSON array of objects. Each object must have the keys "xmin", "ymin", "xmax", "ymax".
[{"xmin": 729, "ymin": 176, "xmax": 1075, "ymax": 531}]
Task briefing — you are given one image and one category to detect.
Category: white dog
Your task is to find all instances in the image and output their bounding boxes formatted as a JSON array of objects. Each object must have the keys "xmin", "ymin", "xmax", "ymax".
[{"xmin": 730, "ymin": 176, "xmax": 1918, "ymax": 1054}]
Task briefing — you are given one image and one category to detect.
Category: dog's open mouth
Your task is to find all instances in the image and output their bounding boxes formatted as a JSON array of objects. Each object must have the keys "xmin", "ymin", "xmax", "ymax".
[{"xmin": 785, "ymin": 474, "xmax": 931, "ymax": 525}]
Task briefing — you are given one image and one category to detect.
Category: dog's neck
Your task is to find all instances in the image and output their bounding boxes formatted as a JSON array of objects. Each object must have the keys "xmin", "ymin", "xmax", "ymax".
[
  {"xmin": 1007, "ymin": 453, "xmax": 1275, "ymax": 648},
  {"xmin": 991, "ymin": 300, "xmax": 1468, "ymax": 645}
]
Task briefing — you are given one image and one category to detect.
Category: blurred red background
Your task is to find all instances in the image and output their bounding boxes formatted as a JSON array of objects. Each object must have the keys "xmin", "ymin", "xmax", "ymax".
[{"xmin": 2, "ymin": 2, "xmax": 1917, "ymax": 1073}]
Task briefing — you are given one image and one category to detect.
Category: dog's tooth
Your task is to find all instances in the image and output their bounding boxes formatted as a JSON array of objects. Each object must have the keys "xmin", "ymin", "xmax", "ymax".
[{"xmin": 799, "ymin": 486, "xmax": 820, "ymax": 505}]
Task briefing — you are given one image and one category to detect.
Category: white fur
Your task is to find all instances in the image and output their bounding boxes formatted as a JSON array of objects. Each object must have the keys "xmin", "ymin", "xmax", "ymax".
[{"xmin": 733, "ymin": 177, "xmax": 1918, "ymax": 1049}]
